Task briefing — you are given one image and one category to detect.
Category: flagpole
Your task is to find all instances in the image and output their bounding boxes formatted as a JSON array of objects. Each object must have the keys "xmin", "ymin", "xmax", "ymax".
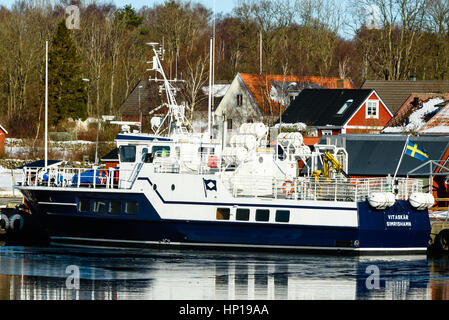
[
  {"xmin": 45, "ymin": 40, "xmax": 48, "ymax": 169},
  {"xmin": 393, "ymin": 134, "xmax": 410, "ymax": 184}
]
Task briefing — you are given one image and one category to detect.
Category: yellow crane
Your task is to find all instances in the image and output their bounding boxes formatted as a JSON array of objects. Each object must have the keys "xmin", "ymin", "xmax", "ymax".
[{"xmin": 313, "ymin": 152, "xmax": 349, "ymax": 181}]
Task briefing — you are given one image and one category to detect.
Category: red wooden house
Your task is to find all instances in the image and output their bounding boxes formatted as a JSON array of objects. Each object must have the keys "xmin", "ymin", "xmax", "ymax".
[
  {"xmin": 278, "ymin": 89, "xmax": 393, "ymax": 144},
  {"xmin": 0, "ymin": 125, "xmax": 8, "ymax": 154}
]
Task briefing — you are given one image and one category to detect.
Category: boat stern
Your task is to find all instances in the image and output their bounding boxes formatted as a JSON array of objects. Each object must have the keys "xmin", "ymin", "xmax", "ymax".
[{"xmin": 356, "ymin": 200, "xmax": 431, "ymax": 253}]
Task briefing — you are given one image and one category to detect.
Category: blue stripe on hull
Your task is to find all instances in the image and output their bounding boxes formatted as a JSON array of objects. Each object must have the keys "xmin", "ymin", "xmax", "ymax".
[{"xmin": 44, "ymin": 214, "xmax": 358, "ymax": 248}]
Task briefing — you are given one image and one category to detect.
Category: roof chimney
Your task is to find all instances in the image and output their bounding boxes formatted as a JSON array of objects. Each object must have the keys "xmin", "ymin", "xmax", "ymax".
[{"xmin": 337, "ymin": 79, "xmax": 344, "ymax": 89}]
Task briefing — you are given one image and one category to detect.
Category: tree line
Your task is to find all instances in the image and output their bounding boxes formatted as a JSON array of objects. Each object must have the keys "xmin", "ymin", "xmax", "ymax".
[{"xmin": 1, "ymin": 0, "xmax": 449, "ymax": 138}]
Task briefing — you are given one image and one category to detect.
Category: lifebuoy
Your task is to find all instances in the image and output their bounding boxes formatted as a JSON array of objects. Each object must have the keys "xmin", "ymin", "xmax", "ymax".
[
  {"xmin": 0, "ymin": 213, "xmax": 9, "ymax": 230},
  {"xmin": 282, "ymin": 181, "xmax": 295, "ymax": 195},
  {"xmin": 9, "ymin": 214, "xmax": 24, "ymax": 232},
  {"xmin": 99, "ymin": 170, "xmax": 109, "ymax": 184}
]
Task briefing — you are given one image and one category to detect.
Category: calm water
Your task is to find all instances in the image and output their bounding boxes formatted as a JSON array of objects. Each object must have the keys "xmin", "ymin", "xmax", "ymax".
[{"xmin": 0, "ymin": 243, "xmax": 448, "ymax": 300}]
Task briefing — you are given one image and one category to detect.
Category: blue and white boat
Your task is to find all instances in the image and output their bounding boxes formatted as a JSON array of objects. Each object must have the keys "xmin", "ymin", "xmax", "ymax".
[{"xmin": 14, "ymin": 43, "xmax": 433, "ymax": 254}]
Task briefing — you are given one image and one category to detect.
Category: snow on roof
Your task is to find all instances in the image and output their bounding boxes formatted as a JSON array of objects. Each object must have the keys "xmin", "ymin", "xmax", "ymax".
[
  {"xmin": 420, "ymin": 125, "xmax": 449, "ymax": 134},
  {"xmin": 382, "ymin": 97, "xmax": 444, "ymax": 133},
  {"xmin": 419, "ymin": 100, "xmax": 449, "ymax": 134},
  {"xmin": 273, "ymin": 122, "xmax": 307, "ymax": 131}
]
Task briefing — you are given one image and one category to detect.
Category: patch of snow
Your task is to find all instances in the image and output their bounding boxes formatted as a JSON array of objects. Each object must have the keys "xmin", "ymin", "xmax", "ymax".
[
  {"xmin": 382, "ymin": 126, "xmax": 406, "ymax": 133},
  {"xmin": 274, "ymin": 122, "xmax": 307, "ymax": 131},
  {"xmin": 0, "ymin": 168, "xmax": 22, "ymax": 197},
  {"xmin": 420, "ymin": 125, "xmax": 449, "ymax": 134},
  {"xmin": 383, "ymin": 98, "xmax": 444, "ymax": 133},
  {"xmin": 270, "ymin": 86, "xmax": 284, "ymax": 104},
  {"xmin": 55, "ymin": 140, "xmax": 94, "ymax": 145}
]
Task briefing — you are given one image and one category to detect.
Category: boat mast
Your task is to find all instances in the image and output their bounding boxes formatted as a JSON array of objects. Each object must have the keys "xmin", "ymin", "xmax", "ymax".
[
  {"xmin": 207, "ymin": 0, "xmax": 216, "ymax": 140},
  {"xmin": 208, "ymin": 37, "xmax": 213, "ymax": 139},
  {"xmin": 146, "ymin": 42, "xmax": 192, "ymax": 136}
]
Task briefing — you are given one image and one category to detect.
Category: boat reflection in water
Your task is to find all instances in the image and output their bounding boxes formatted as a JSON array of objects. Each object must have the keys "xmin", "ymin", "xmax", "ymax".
[{"xmin": 0, "ymin": 246, "xmax": 448, "ymax": 300}]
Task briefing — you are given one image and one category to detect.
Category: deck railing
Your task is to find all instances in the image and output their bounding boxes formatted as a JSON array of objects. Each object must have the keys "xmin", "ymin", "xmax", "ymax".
[
  {"xmin": 20, "ymin": 166, "xmax": 133, "ymax": 189},
  {"xmin": 222, "ymin": 175, "xmax": 423, "ymax": 202},
  {"xmin": 20, "ymin": 166, "xmax": 424, "ymax": 203}
]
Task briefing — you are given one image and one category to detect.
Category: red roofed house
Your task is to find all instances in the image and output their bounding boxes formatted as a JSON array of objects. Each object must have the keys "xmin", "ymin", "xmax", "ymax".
[
  {"xmin": 382, "ymin": 93, "xmax": 449, "ymax": 134},
  {"xmin": 214, "ymin": 73, "xmax": 355, "ymax": 130}
]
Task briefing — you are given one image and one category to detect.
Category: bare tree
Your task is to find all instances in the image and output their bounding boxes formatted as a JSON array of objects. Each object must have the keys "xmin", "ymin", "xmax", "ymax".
[
  {"xmin": 349, "ymin": 0, "xmax": 429, "ymax": 80},
  {"xmin": 181, "ymin": 55, "xmax": 209, "ymax": 121}
]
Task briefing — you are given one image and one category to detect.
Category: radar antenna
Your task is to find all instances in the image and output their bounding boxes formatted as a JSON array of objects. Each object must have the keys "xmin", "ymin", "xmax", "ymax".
[{"xmin": 146, "ymin": 42, "xmax": 193, "ymax": 135}]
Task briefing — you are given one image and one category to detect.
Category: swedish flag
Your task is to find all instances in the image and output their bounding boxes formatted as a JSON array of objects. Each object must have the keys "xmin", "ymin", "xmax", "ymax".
[{"xmin": 405, "ymin": 140, "xmax": 429, "ymax": 162}]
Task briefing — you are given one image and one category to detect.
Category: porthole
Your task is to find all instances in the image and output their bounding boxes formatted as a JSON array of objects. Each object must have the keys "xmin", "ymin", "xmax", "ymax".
[
  {"xmin": 153, "ymin": 184, "xmax": 157, "ymax": 191},
  {"xmin": 171, "ymin": 184, "xmax": 175, "ymax": 191}
]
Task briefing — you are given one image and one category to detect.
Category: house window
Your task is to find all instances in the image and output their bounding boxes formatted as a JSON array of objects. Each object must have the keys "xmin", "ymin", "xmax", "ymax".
[
  {"xmin": 227, "ymin": 119, "xmax": 233, "ymax": 130},
  {"xmin": 322, "ymin": 130, "xmax": 333, "ymax": 136},
  {"xmin": 366, "ymin": 100, "xmax": 379, "ymax": 118},
  {"xmin": 236, "ymin": 94, "xmax": 243, "ymax": 107},
  {"xmin": 337, "ymin": 99, "xmax": 353, "ymax": 115}
]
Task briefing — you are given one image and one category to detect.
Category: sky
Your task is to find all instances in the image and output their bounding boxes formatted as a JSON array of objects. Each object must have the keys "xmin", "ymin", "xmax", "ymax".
[{"xmin": 0, "ymin": 0, "xmax": 237, "ymax": 14}]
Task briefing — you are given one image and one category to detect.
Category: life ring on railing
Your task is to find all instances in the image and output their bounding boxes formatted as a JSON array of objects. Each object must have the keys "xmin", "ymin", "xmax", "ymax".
[
  {"xmin": 99, "ymin": 170, "xmax": 109, "ymax": 184},
  {"xmin": 207, "ymin": 155, "xmax": 218, "ymax": 168},
  {"xmin": 282, "ymin": 181, "xmax": 295, "ymax": 195}
]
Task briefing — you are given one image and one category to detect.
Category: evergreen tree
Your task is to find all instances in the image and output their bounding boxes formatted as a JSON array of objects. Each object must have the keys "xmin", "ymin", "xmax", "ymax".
[{"xmin": 48, "ymin": 20, "xmax": 87, "ymax": 126}]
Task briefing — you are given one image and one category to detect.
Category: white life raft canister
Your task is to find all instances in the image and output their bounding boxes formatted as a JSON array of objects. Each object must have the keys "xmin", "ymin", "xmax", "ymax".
[
  {"xmin": 368, "ymin": 192, "xmax": 396, "ymax": 210},
  {"xmin": 409, "ymin": 192, "xmax": 435, "ymax": 210}
]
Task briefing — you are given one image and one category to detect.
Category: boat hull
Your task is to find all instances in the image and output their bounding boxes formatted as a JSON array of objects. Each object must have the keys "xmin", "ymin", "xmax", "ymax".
[{"xmin": 18, "ymin": 188, "xmax": 431, "ymax": 255}]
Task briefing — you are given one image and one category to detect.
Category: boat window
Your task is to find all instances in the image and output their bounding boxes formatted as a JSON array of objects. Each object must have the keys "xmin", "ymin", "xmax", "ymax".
[
  {"xmin": 275, "ymin": 210, "xmax": 290, "ymax": 223},
  {"xmin": 152, "ymin": 145, "xmax": 170, "ymax": 158},
  {"xmin": 93, "ymin": 200, "xmax": 106, "ymax": 214},
  {"xmin": 141, "ymin": 148, "xmax": 148, "ymax": 162},
  {"xmin": 236, "ymin": 208, "xmax": 250, "ymax": 221},
  {"xmin": 216, "ymin": 208, "xmax": 230, "ymax": 220},
  {"xmin": 256, "ymin": 209, "xmax": 270, "ymax": 222},
  {"xmin": 125, "ymin": 201, "xmax": 138, "ymax": 214},
  {"xmin": 78, "ymin": 199, "xmax": 90, "ymax": 213},
  {"xmin": 199, "ymin": 147, "xmax": 215, "ymax": 155},
  {"xmin": 119, "ymin": 145, "xmax": 136, "ymax": 163},
  {"xmin": 277, "ymin": 145, "xmax": 286, "ymax": 161},
  {"xmin": 109, "ymin": 201, "xmax": 122, "ymax": 214}
]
